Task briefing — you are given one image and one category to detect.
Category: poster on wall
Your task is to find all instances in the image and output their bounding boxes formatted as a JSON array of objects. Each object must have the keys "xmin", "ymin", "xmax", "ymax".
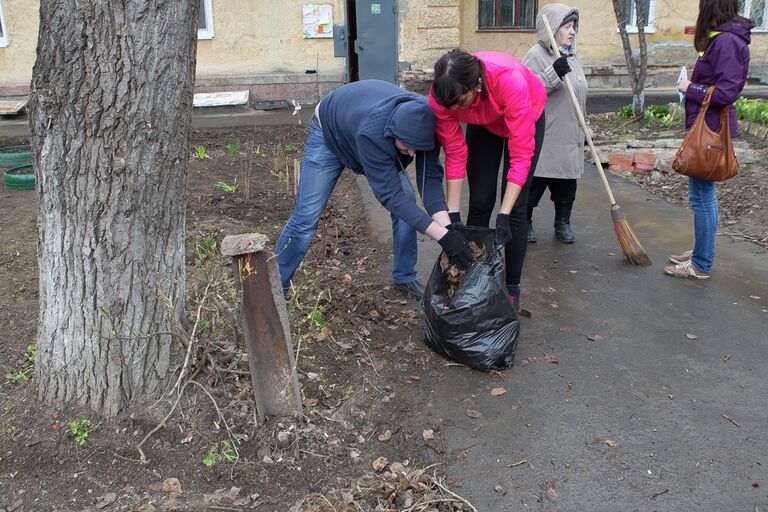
[{"xmin": 302, "ymin": 4, "xmax": 333, "ymax": 38}]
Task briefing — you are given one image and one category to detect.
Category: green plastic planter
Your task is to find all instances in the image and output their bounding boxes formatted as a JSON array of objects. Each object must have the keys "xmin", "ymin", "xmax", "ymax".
[
  {"xmin": 0, "ymin": 145, "xmax": 32, "ymax": 168},
  {"xmin": 4, "ymin": 164, "xmax": 35, "ymax": 190}
]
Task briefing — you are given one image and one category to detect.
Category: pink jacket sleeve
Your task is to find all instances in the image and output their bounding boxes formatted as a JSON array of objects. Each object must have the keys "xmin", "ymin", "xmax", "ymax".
[
  {"xmin": 496, "ymin": 70, "xmax": 536, "ymax": 186},
  {"xmin": 428, "ymin": 95, "xmax": 468, "ymax": 180}
]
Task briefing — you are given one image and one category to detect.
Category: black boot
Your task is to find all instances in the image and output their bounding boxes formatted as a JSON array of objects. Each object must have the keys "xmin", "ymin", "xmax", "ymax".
[
  {"xmin": 527, "ymin": 208, "xmax": 536, "ymax": 243},
  {"xmin": 554, "ymin": 202, "xmax": 575, "ymax": 244}
]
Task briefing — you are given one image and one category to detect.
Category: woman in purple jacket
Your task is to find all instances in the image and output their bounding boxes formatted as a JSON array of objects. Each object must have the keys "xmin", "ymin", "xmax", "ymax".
[{"xmin": 665, "ymin": 0, "xmax": 754, "ymax": 280}]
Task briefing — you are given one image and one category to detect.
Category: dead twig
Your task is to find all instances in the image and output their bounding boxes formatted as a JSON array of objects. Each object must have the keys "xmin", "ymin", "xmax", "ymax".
[
  {"xmin": 508, "ymin": 459, "xmax": 528, "ymax": 468},
  {"xmin": 651, "ymin": 489, "xmax": 669, "ymax": 499},
  {"xmin": 721, "ymin": 413, "xmax": 742, "ymax": 428},
  {"xmin": 428, "ymin": 472, "xmax": 478, "ymax": 512},
  {"xmin": 170, "ymin": 279, "xmax": 212, "ymax": 396}
]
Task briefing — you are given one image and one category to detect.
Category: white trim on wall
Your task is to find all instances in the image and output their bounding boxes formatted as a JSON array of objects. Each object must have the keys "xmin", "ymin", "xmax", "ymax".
[
  {"xmin": 741, "ymin": 0, "xmax": 768, "ymax": 32},
  {"xmin": 0, "ymin": 0, "xmax": 9, "ymax": 48},
  {"xmin": 198, "ymin": 0, "xmax": 215, "ymax": 40}
]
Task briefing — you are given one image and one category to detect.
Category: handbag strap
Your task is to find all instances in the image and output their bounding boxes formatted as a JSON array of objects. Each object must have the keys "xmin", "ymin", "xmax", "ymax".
[{"xmin": 700, "ymin": 85, "xmax": 715, "ymax": 112}]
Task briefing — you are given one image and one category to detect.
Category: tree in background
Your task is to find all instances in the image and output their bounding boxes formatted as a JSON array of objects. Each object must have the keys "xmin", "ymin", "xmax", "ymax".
[
  {"xmin": 612, "ymin": 0, "xmax": 650, "ymax": 116},
  {"xmin": 28, "ymin": 1, "xmax": 200, "ymax": 416}
]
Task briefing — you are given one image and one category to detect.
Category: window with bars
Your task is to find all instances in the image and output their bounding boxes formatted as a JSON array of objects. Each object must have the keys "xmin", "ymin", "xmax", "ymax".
[
  {"xmin": 741, "ymin": 0, "xmax": 767, "ymax": 31},
  {"xmin": 618, "ymin": 0, "xmax": 657, "ymax": 33},
  {"xmin": 0, "ymin": 0, "xmax": 8, "ymax": 48},
  {"xmin": 478, "ymin": 0, "xmax": 537, "ymax": 30},
  {"xmin": 198, "ymin": 0, "xmax": 214, "ymax": 39}
]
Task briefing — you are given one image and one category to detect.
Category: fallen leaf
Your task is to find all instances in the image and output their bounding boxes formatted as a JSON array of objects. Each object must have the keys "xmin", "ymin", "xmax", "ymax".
[
  {"xmin": 422, "ymin": 429, "xmax": 435, "ymax": 442},
  {"xmin": 546, "ymin": 486, "xmax": 559, "ymax": 502},
  {"xmin": 343, "ymin": 274, "xmax": 353, "ymax": 285},
  {"xmin": 305, "ymin": 398, "xmax": 319, "ymax": 407},
  {"xmin": 369, "ymin": 309, "xmax": 380, "ymax": 319},
  {"xmin": 494, "ymin": 484, "xmax": 504, "ymax": 494},
  {"xmin": 361, "ymin": 326, "xmax": 371, "ymax": 336},
  {"xmin": 523, "ymin": 356, "xmax": 538, "ymax": 365},
  {"xmin": 519, "ymin": 308, "xmax": 532, "ymax": 318},
  {"xmin": 162, "ymin": 478, "xmax": 182, "ymax": 493},
  {"xmin": 605, "ymin": 439, "xmax": 618, "ymax": 447},
  {"xmin": 723, "ymin": 354, "xmax": 732, "ymax": 363},
  {"xmin": 685, "ymin": 333, "xmax": 698, "ymax": 340},
  {"xmin": 491, "ymin": 387, "xmax": 507, "ymax": 396},
  {"xmin": 465, "ymin": 409, "xmax": 482, "ymax": 419},
  {"xmin": 407, "ymin": 375, "xmax": 421, "ymax": 382},
  {"xmin": 586, "ymin": 334, "xmax": 604, "ymax": 341},
  {"xmin": 651, "ymin": 489, "xmax": 669, "ymax": 499},
  {"xmin": 749, "ymin": 295, "xmax": 761, "ymax": 299},
  {"xmin": 568, "ymin": 270, "xmax": 578, "ymax": 274},
  {"xmin": 454, "ymin": 447, "xmax": 470, "ymax": 460},
  {"xmin": 95, "ymin": 493, "xmax": 117, "ymax": 509},
  {"xmin": 372, "ymin": 456, "xmax": 389, "ymax": 471},
  {"xmin": 544, "ymin": 353, "xmax": 559, "ymax": 364},
  {"xmin": 752, "ymin": 483, "xmax": 761, "ymax": 488},
  {"xmin": 378, "ymin": 430, "xmax": 392, "ymax": 442}
]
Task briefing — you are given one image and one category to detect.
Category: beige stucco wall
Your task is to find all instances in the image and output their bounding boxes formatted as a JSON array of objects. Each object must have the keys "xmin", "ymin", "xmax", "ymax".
[
  {"xmin": 398, "ymin": 0, "xmax": 461, "ymax": 70},
  {"xmin": 196, "ymin": 0, "xmax": 345, "ymax": 78},
  {"xmin": 0, "ymin": 0, "xmax": 39, "ymax": 91}
]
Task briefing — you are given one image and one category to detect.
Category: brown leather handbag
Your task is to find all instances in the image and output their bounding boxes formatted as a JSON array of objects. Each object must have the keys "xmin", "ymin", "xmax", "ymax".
[{"xmin": 672, "ymin": 86, "xmax": 739, "ymax": 181}]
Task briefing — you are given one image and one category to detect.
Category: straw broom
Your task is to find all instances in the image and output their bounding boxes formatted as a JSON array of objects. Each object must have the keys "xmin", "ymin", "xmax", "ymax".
[{"xmin": 542, "ymin": 16, "xmax": 652, "ymax": 266}]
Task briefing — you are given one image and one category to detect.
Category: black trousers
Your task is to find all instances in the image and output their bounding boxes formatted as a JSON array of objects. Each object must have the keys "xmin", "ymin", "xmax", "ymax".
[
  {"xmin": 528, "ymin": 177, "xmax": 578, "ymax": 220},
  {"xmin": 465, "ymin": 112, "xmax": 546, "ymax": 286}
]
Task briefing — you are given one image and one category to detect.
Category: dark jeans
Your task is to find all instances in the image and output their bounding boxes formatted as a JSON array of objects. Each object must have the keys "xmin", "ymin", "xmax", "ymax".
[
  {"xmin": 528, "ymin": 177, "xmax": 578, "ymax": 220},
  {"xmin": 465, "ymin": 113, "xmax": 546, "ymax": 286}
]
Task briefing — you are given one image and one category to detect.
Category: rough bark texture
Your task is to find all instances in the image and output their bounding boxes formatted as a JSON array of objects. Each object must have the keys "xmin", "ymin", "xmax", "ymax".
[
  {"xmin": 612, "ymin": 0, "xmax": 649, "ymax": 116},
  {"xmin": 29, "ymin": 1, "xmax": 199, "ymax": 416}
]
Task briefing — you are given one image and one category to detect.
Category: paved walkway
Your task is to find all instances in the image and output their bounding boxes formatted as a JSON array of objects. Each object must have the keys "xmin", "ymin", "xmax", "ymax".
[{"xmin": 359, "ymin": 164, "xmax": 768, "ymax": 510}]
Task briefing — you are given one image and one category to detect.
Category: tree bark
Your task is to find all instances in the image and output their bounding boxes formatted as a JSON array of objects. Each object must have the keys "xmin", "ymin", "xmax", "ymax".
[
  {"xmin": 29, "ymin": 1, "xmax": 199, "ymax": 417},
  {"xmin": 612, "ymin": 0, "xmax": 648, "ymax": 116}
]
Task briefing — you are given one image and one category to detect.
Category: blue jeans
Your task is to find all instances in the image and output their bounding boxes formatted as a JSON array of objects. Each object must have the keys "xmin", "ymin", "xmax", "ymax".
[
  {"xmin": 688, "ymin": 177, "xmax": 718, "ymax": 274},
  {"xmin": 275, "ymin": 120, "xmax": 418, "ymax": 293}
]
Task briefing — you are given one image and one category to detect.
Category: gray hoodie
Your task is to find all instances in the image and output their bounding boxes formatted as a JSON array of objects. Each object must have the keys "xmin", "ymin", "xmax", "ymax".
[{"xmin": 522, "ymin": 3, "xmax": 588, "ymax": 180}]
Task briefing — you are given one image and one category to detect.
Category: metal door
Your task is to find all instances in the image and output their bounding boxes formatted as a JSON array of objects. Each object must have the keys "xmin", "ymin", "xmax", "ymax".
[{"xmin": 354, "ymin": 0, "xmax": 397, "ymax": 83}]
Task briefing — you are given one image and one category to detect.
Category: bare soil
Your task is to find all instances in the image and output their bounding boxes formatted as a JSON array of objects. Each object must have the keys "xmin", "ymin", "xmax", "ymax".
[{"xmin": 0, "ymin": 127, "xmax": 466, "ymax": 511}]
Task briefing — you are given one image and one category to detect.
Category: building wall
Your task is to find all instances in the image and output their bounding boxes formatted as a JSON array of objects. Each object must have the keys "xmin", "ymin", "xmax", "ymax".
[{"xmin": 0, "ymin": 0, "xmax": 38, "ymax": 94}]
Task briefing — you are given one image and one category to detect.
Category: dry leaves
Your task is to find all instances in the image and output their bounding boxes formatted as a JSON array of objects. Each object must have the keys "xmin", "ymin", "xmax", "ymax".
[
  {"xmin": 686, "ymin": 333, "xmax": 698, "ymax": 340},
  {"xmin": 378, "ymin": 430, "xmax": 392, "ymax": 442},
  {"xmin": 490, "ymin": 387, "xmax": 507, "ymax": 396},
  {"xmin": 372, "ymin": 456, "xmax": 389, "ymax": 471},
  {"xmin": 544, "ymin": 353, "xmax": 559, "ymax": 364},
  {"xmin": 465, "ymin": 409, "xmax": 482, "ymax": 419},
  {"xmin": 422, "ymin": 429, "xmax": 435, "ymax": 442},
  {"xmin": 586, "ymin": 333, "xmax": 604, "ymax": 341},
  {"xmin": 605, "ymin": 439, "xmax": 618, "ymax": 447}
]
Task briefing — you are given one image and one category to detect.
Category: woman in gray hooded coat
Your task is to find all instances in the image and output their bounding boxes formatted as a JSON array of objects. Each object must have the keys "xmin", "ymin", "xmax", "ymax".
[{"xmin": 523, "ymin": 4, "xmax": 587, "ymax": 243}]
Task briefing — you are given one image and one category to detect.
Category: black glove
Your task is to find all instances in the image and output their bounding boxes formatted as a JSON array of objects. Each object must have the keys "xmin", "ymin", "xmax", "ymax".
[
  {"xmin": 552, "ymin": 56, "xmax": 572, "ymax": 79},
  {"xmin": 447, "ymin": 211, "xmax": 465, "ymax": 231},
  {"xmin": 438, "ymin": 230, "xmax": 475, "ymax": 269},
  {"xmin": 495, "ymin": 213, "xmax": 513, "ymax": 246}
]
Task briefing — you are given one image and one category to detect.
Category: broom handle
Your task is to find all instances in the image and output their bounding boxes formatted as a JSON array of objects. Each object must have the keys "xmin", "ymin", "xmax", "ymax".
[{"xmin": 541, "ymin": 16, "xmax": 617, "ymax": 206}]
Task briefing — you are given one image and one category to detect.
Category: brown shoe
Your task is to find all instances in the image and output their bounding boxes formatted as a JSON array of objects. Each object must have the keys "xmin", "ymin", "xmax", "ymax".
[
  {"xmin": 663, "ymin": 260, "xmax": 710, "ymax": 280},
  {"xmin": 669, "ymin": 250, "xmax": 692, "ymax": 265}
]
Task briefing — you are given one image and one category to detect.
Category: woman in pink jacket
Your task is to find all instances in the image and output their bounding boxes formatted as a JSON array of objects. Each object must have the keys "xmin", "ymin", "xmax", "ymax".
[{"xmin": 429, "ymin": 49, "xmax": 550, "ymax": 310}]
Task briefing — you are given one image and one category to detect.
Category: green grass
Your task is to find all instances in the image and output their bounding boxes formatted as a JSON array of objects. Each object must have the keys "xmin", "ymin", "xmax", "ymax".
[
  {"xmin": 735, "ymin": 97, "xmax": 768, "ymax": 125},
  {"xmin": 193, "ymin": 145, "xmax": 211, "ymax": 159},
  {"xmin": 69, "ymin": 419, "xmax": 97, "ymax": 445},
  {"xmin": 226, "ymin": 140, "xmax": 242, "ymax": 155}
]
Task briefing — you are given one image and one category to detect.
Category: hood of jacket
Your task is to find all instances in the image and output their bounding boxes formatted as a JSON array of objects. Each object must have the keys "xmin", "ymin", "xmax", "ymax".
[
  {"xmin": 383, "ymin": 99, "xmax": 436, "ymax": 152},
  {"xmin": 713, "ymin": 18, "xmax": 756, "ymax": 45},
  {"xmin": 536, "ymin": 3, "xmax": 579, "ymax": 55}
]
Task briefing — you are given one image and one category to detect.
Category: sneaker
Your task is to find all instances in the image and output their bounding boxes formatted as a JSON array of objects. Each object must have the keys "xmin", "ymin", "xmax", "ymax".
[
  {"xmin": 669, "ymin": 250, "xmax": 692, "ymax": 265},
  {"xmin": 393, "ymin": 280, "xmax": 425, "ymax": 299},
  {"xmin": 663, "ymin": 260, "xmax": 710, "ymax": 280}
]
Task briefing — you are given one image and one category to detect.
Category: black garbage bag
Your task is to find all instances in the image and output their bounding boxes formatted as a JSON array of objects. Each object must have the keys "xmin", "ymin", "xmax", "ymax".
[{"xmin": 421, "ymin": 227, "xmax": 519, "ymax": 371}]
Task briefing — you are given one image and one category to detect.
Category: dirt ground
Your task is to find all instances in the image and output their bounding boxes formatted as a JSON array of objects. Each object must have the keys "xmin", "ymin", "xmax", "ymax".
[
  {"xmin": 0, "ymin": 126, "xmax": 467, "ymax": 511},
  {"xmin": 589, "ymin": 112, "xmax": 768, "ymax": 250},
  {"xmin": 2, "ymin": 113, "xmax": 766, "ymax": 511}
]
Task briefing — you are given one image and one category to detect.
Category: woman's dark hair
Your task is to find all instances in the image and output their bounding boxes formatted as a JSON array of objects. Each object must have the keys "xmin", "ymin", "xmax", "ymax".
[
  {"xmin": 431, "ymin": 49, "xmax": 487, "ymax": 108},
  {"xmin": 694, "ymin": 0, "xmax": 747, "ymax": 52}
]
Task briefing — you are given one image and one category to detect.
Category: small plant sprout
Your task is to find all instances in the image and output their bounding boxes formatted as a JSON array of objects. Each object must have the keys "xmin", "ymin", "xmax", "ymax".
[
  {"xmin": 214, "ymin": 180, "xmax": 239, "ymax": 193},
  {"xmin": 306, "ymin": 309, "xmax": 327, "ymax": 330},
  {"xmin": 220, "ymin": 440, "xmax": 238, "ymax": 463},
  {"xmin": 284, "ymin": 142, "xmax": 300, "ymax": 153},
  {"xmin": 226, "ymin": 140, "xmax": 242, "ymax": 155},
  {"xmin": 193, "ymin": 145, "xmax": 211, "ymax": 159},
  {"xmin": 202, "ymin": 444, "xmax": 218, "ymax": 467},
  {"xmin": 23, "ymin": 344, "xmax": 36, "ymax": 364},
  {"xmin": 69, "ymin": 419, "xmax": 97, "ymax": 445},
  {"xmin": 618, "ymin": 104, "xmax": 634, "ymax": 119}
]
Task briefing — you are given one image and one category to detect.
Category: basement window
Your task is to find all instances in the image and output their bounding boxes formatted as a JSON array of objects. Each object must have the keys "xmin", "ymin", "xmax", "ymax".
[
  {"xmin": 198, "ymin": 0, "xmax": 214, "ymax": 40},
  {"xmin": 619, "ymin": 0, "xmax": 657, "ymax": 34},
  {"xmin": 741, "ymin": 0, "xmax": 767, "ymax": 32},
  {"xmin": 478, "ymin": 0, "xmax": 537, "ymax": 31},
  {"xmin": 0, "ymin": 0, "xmax": 8, "ymax": 48}
]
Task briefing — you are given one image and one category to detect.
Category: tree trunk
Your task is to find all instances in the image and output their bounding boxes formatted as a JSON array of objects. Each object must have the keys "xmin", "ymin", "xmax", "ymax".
[
  {"xmin": 29, "ymin": 1, "xmax": 199, "ymax": 417},
  {"xmin": 612, "ymin": 0, "xmax": 649, "ymax": 116}
]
